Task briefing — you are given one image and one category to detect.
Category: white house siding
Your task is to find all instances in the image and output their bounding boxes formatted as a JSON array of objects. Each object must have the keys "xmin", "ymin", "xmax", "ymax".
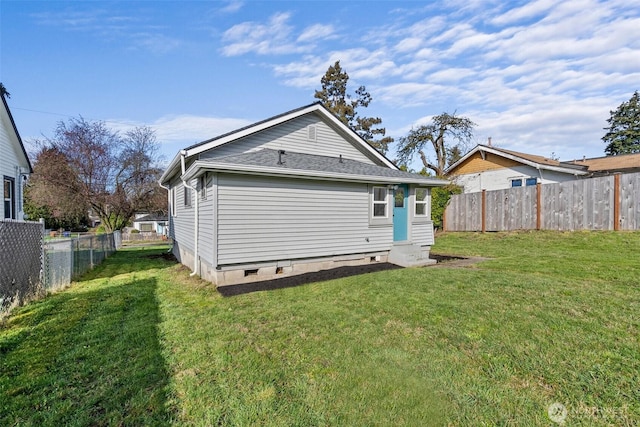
[
  {"xmin": 0, "ymin": 113, "xmax": 28, "ymax": 220},
  {"xmin": 410, "ymin": 222, "xmax": 435, "ymax": 246},
  {"xmin": 199, "ymin": 114, "xmax": 376, "ymax": 165},
  {"xmin": 216, "ymin": 174, "xmax": 393, "ymax": 266},
  {"xmin": 453, "ymin": 165, "xmax": 581, "ymax": 193}
]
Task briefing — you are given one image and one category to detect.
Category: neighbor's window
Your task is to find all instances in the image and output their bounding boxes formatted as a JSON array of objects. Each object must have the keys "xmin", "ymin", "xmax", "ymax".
[
  {"xmin": 525, "ymin": 177, "xmax": 537, "ymax": 186},
  {"xmin": 184, "ymin": 184, "xmax": 192, "ymax": 207},
  {"xmin": 415, "ymin": 187, "xmax": 429, "ymax": 216},
  {"xmin": 372, "ymin": 186, "xmax": 388, "ymax": 217},
  {"xmin": 140, "ymin": 223, "xmax": 153, "ymax": 232},
  {"xmin": 511, "ymin": 179, "xmax": 522, "ymax": 187},
  {"xmin": 3, "ymin": 177, "xmax": 15, "ymax": 219}
]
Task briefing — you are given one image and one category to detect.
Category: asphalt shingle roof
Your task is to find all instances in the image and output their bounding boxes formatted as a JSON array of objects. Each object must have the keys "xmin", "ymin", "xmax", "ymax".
[{"xmin": 203, "ymin": 148, "xmax": 446, "ymax": 183}]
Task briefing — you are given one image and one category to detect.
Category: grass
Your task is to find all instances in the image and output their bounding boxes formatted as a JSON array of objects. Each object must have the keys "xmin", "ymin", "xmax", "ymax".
[{"xmin": 1, "ymin": 231, "xmax": 639, "ymax": 426}]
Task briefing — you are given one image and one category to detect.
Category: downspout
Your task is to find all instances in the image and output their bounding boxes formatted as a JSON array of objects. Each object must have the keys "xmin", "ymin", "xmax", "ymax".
[{"xmin": 181, "ymin": 150, "xmax": 199, "ymax": 277}]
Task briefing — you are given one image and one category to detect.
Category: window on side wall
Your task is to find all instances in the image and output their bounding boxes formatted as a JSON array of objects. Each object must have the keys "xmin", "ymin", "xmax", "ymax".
[
  {"xmin": 170, "ymin": 187, "xmax": 176, "ymax": 217},
  {"xmin": 511, "ymin": 179, "xmax": 522, "ymax": 187},
  {"xmin": 525, "ymin": 177, "xmax": 537, "ymax": 186},
  {"xmin": 415, "ymin": 187, "xmax": 429, "ymax": 217},
  {"xmin": 199, "ymin": 174, "xmax": 207, "ymax": 200},
  {"xmin": 184, "ymin": 184, "xmax": 192, "ymax": 207}
]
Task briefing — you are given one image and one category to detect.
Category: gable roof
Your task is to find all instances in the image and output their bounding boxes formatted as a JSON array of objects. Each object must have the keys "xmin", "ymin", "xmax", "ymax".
[
  {"xmin": 182, "ymin": 148, "xmax": 447, "ymax": 186},
  {"xmin": 161, "ymin": 102, "xmax": 397, "ymax": 184},
  {"xmin": 446, "ymin": 144, "xmax": 587, "ymax": 176},
  {"xmin": 133, "ymin": 213, "xmax": 168, "ymax": 222},
  {"xmin": 566, "ymin": 152, "xmax": 640, "ymax": 173},
  {"xmin": 1, "ymin": 93, "xmax": 33, "ymax": 173}
]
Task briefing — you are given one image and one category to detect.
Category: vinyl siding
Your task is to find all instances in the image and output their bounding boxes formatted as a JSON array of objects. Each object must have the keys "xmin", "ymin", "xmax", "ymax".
[
  {"xmin": 170, "ymin": 178, "xmax": 196, "ymax": 252},
  {"xmin": 411, "ymin": 222, "xmax": 435, "ymax": 246},
  {"xmin": 453, "ymin": 165, "xmax": 579, "ymax": 193},
  {"xmin": 0, "ymin": 111, "xmax": 29, "ymax": 220},
  {"xmin": 199, "ymin": 113, "xmax": 376, "ymax": 164},
  {"xmin": 216, "ymin": 174, "xmax": 393, "ymax": 265},
  {"xmin": 197, "ymin": 173, "xmax": 215, "ymax": 264}
]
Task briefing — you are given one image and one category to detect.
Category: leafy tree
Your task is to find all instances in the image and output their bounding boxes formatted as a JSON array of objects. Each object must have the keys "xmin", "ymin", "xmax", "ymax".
[
  {"xmin": 27, "ymin": 119, "xmax": 166, "ymax": 232},
  {"xmin": 603, "ymin": 91, "xmax": 640, "ymax": 155},
  {"xmin": 314, "ymin": 61, "xmax": 393, "ymax": 154},
  {"xmin": 25, "ymin": 147, "xmax": 90, "ymax": 230},
  {"xmin": 431, "ymin": 184, "xmax": 462, "ymax": 230},
  {"xmin": 396, "ymin": 112, "xmax": 475, "ymax": 177}
]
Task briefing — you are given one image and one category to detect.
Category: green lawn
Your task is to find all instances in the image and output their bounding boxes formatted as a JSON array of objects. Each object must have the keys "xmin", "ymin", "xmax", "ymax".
[{"xmin": 1, "ymin": 231, "xmax": 639, "ymax": 426}]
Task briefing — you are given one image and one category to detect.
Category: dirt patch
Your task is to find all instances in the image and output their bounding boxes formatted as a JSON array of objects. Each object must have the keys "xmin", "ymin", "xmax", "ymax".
[
  {"xmin": 144, "ymin": 252, "xmax": 177, "ymax": 262},
  {"xmin": 428, "ymin": 253, "xmax": 489, "ymax": 268},
  {"xmin": 217, "ymin": 263, "xmax": 402, "ymax": 297}
]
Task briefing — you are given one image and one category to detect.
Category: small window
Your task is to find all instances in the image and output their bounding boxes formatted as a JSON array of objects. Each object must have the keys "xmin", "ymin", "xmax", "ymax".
[
  {"xmin": 525, "ymin": 177, "xmax": 537, "ymax": 186},
  {"xmin": 415, "ymin": 188, "xmax": 429, "ymax": 216},
  {"xmin": 170, "ymin": 187, "xmax": 176, "ymax": 216},
  {"xmin": 3, "ymin": 177, "xmax": 15, "ymax": 219},
  {"xmin": 511, "ymin": 179, "xmax": 522, "ymax": 187},
  {"xmin": 184, "ymin": 184, "xmax": 192, "ymax": 207},
  {"xmin": 394, "ymin": 187, "xmax": 405, "ymax": 208},
  {"xmin": 199, "ymin": 175, "xmax": 207, "ymax": 200},
  {"xmin": 140, "ymin": 223, "xmax": 153, "ymax": 232},
  {"xmin": 372, "ymin": 186, "xmax": 388, "ymax": 217}
]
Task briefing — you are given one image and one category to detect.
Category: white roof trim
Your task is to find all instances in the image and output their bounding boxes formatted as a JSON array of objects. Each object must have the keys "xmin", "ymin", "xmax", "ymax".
[
  {"xmin": 446, "ymin": 145, "xmax": 588, "ymax": 176},
  {"xmin": 182, "ymin": 160, "xmax": 448, "ymax": 186},
  {"xmin": 160, "ymin": 103, "xmax": 397, "ymax": 184}
]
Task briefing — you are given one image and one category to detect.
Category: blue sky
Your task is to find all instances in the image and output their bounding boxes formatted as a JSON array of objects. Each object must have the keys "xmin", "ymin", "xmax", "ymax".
[{"xmin": 1, "ymin": 0, "xmax": 639, "ymax": 169}]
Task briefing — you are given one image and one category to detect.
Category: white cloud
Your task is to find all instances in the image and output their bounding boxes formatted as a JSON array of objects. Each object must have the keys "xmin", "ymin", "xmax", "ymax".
[
  {"xmin": 219, "ymin": 1, "xmax": 244, "ymax": 14},
  {"xmin": 297, "ymin": 24, "xmax": 336, "ymax": 43}
]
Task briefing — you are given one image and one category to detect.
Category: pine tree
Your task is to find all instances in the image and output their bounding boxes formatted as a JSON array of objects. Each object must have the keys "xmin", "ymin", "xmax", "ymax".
[
  {"xmin": 603, "ymin": 91, "xmax": 640, "ymax": 155},
  {"xmin": 314, "ymin": 61, "xmax": 393, "ymax": 154}
]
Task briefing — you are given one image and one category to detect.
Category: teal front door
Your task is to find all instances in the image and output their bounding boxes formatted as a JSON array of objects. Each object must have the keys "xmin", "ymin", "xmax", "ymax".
[{"xmin": 393, "ymin": 184, "xmax": 408, "ymax": 241}]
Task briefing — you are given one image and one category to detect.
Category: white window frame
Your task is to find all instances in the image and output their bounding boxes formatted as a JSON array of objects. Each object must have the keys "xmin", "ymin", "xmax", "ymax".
[
  {"xmin": 414, "ymin": 187, "xmax": 430, "ymax": 217},
  {"xmin": 170, "ymin": 186, "xmax": 177, "ymax": 217},
  {"xmin": 199, "ymin": 174, "xmax": 207, "ymax": 200},
  {"xmin": 3, "ymin": 176, "xmax": 15, "ymax": 220},
  {"xmin": 370, "ymin": 185, "xmax": 392, "ymax": 226},
  {"xmin": 184, "ymin": 183, "xmax": 192, "ymax": 207}
]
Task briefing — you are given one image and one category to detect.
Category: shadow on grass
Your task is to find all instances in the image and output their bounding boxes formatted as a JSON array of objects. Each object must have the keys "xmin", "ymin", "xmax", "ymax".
[
  {"xmin": 0, "ymin": 275, "xmax": 173, "ymax": 425},
  {"xmin": 217, "ymin": 262, "xmax": 402, "ymax": 297}
]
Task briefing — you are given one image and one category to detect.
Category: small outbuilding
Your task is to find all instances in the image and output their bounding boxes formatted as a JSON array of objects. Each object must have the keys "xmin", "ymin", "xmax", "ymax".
[{"xmin": 160, "ymin": 103, "xmax": 447, "ymax": 286}]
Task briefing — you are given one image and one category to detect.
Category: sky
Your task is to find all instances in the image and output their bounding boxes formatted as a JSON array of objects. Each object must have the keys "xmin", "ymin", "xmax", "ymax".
[{"xmin": 1, "ymin": 0, "xmax": 639, "ymax": 170}]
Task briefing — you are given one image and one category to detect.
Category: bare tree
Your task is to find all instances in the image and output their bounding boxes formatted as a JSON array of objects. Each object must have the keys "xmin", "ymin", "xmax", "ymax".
[
  {"xmin": 396, "ymin": 112, "xmax": 475, "ymax": 177},
  {"xmin": 27, "ymin": 118, "xmax": 166, "ymax": 231}
]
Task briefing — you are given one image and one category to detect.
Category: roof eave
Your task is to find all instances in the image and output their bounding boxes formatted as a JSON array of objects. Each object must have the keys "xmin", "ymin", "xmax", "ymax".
[{"xmin": 182, "ymin": 160, "xmax": 448, "ymax": 186}]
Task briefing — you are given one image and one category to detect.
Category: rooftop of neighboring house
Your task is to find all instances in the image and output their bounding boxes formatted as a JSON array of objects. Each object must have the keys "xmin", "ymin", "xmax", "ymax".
[{"xmin": 447, "ymin": 143, "xmax": 640, "ymax": 176}]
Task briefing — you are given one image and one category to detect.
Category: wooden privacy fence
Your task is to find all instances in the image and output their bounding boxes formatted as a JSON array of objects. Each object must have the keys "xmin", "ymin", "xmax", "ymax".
[{"xmin": 444, "ymin": 172, "xmax": 640, "ymax": 232}]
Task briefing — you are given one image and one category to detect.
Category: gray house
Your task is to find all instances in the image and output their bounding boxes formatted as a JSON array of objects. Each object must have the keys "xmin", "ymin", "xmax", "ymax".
[{"xmin": 160, "ymin": 103, "xmax": 446, "ymax": 286}]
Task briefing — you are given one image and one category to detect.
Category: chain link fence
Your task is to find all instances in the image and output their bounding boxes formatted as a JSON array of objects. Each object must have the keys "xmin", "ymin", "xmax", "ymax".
[
  {"xmin": 0, "ymin": 220, "xmax": 45, "ymax": 314},
  {"xmin": 43, "ymin": 231, "xmax": 122, "ymax": 290},
  {"xmin": 1, "ymin": 219, "xmax": 121, "ymax": 317}
]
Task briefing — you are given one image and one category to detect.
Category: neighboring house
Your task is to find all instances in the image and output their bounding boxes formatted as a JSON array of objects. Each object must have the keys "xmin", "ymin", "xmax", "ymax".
[
  {"xmin": 447, "ymin": 144, "xmax": 595, "ymax": 193},
  {"xmin": 1, "ymin": 93, "xmax": 32, "ymax": 220},
  {"xmin": 132, "ymin": 213, "xmax": 168, "ymax": 235},
  {"xmin": 160, "ymin": 102, "xmax": 447, "ymax": 286}
]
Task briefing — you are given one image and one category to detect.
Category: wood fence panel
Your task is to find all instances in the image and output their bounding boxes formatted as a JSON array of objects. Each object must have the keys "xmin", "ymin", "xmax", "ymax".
[
  {"xmin": 620, "ymin": 172, "xmax": 640, "ymax": 230},
  {"xmin": 444, "ymin": 172, "xmax": 640, "ymax": 232}
]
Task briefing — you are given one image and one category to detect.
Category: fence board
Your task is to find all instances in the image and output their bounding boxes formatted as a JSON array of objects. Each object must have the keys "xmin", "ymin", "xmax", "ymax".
[{"xmin": 445, "ymin": 172, "xmax": 640, "ymax": 232}]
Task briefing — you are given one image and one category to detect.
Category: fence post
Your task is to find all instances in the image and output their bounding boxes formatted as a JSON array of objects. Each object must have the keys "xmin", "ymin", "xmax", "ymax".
[
  {"xmin": 614, "ymin": 173, "xmax": 621, "ymax": 231},
  {"xmin": 481, "ymin": 189, "xmax": 486, "ymax": 233},
  {"xmin": 536, "ymin": 183, "xmax": 542, "ymax": 230}
]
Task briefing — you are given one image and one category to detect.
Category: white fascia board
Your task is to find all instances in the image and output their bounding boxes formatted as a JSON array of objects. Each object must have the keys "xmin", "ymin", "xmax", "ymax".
[
  {"xmin": 447, "ymin": 145, "xmax": 588, "ymax": 176},
  {"xmin": 159, "ymin": 152, "xmax": 183, "ymax": 185},
  {"xmin": 182, "ymin": 160, "xmax": 448, "ymax": 187}
]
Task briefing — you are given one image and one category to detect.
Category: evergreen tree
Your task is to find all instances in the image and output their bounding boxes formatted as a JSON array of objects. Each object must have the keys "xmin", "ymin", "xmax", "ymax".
[
  {"xmin": 314, "ymin": 61, "xmax": 393, "ymax": 154},
  {"xmin": 603, "ymin": 91, "xmax": 640, "ymax": 155}
]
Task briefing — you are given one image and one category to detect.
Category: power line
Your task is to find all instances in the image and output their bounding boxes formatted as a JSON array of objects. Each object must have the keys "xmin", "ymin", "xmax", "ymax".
[{"xmin": 12, "ymin": 106, "xmax": 142, "ymax": 128}]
